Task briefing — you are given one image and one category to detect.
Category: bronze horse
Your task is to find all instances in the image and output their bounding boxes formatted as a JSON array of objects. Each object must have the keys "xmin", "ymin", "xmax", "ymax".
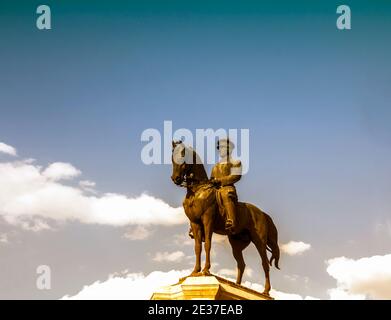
[{"xmin": 171, "ymin": 141, "xmax": 280, "ymax": 295}]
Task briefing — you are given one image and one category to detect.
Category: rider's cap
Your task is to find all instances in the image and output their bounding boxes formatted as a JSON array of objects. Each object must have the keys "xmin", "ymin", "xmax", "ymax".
[{"xmin": 217, "ymin": 138, "xmax": 235, "ymax": 150}]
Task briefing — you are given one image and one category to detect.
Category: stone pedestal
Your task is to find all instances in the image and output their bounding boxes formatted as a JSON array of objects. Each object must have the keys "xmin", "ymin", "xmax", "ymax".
[{"xmin": 150, "ymin": 274, "xmax": 273, "ymax": 300}]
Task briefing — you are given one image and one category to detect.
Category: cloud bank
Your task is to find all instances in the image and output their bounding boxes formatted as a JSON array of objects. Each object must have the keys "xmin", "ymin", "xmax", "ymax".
[
  {"xmin": 63, "ymin": 269, "xmax": 318, "ymax": 300},
  {"xmin": 0, "ymin": 142, "xmax": 17, "ymax": 156},
  {"xmin": 281, "ymin": 241, "xmax": 311, "ymax": 256},
  {"xmin": 326, "ymin": 253, "xmax": 391, "ymax": 299},
  {"xmin": 62, "ymin": 270, "xmax": 190, "ymax": 300},
  {"xmin": 0, "ymin": 143, "xmax": 186, "ymax": 230}
]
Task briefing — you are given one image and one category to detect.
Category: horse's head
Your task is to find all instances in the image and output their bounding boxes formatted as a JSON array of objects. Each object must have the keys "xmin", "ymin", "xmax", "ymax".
[
  {"xmin": 171, "ymin": 140, "xmax": 209, "ymax": 186},
  {"xmin": 171, "ymin": 140, "xmax": 192, "ymax": 186}
]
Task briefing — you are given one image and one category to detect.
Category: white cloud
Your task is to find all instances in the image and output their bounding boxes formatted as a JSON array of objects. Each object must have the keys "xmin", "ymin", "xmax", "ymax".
[
  {"xmin": 211, "ymin": 271, "xmax": 318, "ymax": 300},
  {"xmin": 79, "ymin": 180, "xmax": 97, "ymax": 194},
  {"xmin": 152, "ymin": 251, "xmax": 186, "ymax": 263},
  {"xmin": 42, "ymin": 162, "xmax": 81, "ymax": 181},
  {"xmin": 326, "ymin": 254, "xmax": 391, "ymax": 300},
  {"xmin": 123, "ymin": 226, "xmax": 152, "ymax": 241},
  {"xmin": 242, "ymin": 281, "xmax": 318, "ymax": 300},
  {"xmin": 63, "ymin": 268, "xmax": 318, "ymax": 300},
  {"xmin": 0, "ymin": 159, "xmax": 186, "ymax": 230},
  {"xmin": 0, "ymin": 142, "xmax": 17, "ymax": 156},
  {"xmin": 213, "ymin": 233, "xmax": 229, "ymax": 245},
  {"xmin": 62, "ymin": 269, "xmax": 190, "ymax": 300},
  {"xmin": 327, "ymin": 288, "xmax": 365, "ymax": 300},
  {"xmin": 216, "ymin": 268, "xmax": 236, "ymax": 277},
  {"xmin": 281, "ymin": 241, "xmax": 311, "ymax": 256},
  {"xmin": 18, "ymin": 219, "xmax": 52, "ymax": 232}
]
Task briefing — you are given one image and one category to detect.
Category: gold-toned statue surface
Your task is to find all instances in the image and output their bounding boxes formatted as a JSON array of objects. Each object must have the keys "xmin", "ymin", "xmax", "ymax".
[
  {"xmin": 171, "ymin": 139, "xmax": 280, "ymax": 296},
  {"xmin": 210, "ymin": 138, "xmax": 242, "ymax": 233}
]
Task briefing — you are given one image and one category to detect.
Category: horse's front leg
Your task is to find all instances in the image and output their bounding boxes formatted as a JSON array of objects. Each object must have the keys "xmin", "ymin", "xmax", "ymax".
[
  {"xmin": 190, "ymin": 222, "xmax": 202, "ymax": 276},
  {"xmin": 201, "ymin": 211, "xmax": 214, "ymax": 276}
]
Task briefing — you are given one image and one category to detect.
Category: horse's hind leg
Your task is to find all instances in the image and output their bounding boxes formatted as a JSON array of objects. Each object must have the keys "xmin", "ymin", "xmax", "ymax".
[
  {"xmin": 251, "ymin": 233, "xmax": 271, "ymax": 295},
  {"xmin": 228, "ymin": 236, "xmax": 250, "ymax": 285}
]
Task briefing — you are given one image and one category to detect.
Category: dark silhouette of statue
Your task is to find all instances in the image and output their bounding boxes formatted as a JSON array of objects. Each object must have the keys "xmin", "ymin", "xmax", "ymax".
[{"xmin": 171, "ymin": 139, "xmax": 280, "ymax": 296}]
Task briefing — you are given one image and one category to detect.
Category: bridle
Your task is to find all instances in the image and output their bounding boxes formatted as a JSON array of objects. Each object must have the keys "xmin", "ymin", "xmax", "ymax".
[
  {"xmin": 177, "ymin": 164, "xmax": 197, "ymax": 188},
  {"xmin": 177, "ymin": 163, "xmax": 213, "ymax": 189},
  {"xmin": 173, "ymin": 143, "xmax": 212, "ymax": 189}
]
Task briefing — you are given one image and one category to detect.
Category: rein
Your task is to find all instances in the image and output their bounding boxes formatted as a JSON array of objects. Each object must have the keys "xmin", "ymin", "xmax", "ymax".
[
  {"xmin": 173, "ymin": 144, "xmax": 211, "ymax": 190},
  {"xmin": 179, "ymin": 170, "xmax": 213, "ymax": 190}
]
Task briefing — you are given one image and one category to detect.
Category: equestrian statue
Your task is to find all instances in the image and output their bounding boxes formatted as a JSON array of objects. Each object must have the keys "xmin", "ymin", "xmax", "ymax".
[{"xmin": 170, "ymin": 138, "xmax": 280, "ymax": 296}]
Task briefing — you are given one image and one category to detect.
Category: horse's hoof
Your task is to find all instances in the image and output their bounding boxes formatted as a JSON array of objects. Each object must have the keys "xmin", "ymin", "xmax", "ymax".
[
  {"xmin": 262, "ymin": 291, "xmax": 270, "ymax": 296},
  {"xmin": 201, "ymin": 270, "xmax": 211, "ymax": 276},
  {"xmin": 189, "ymin": 271, "xmax": 201, "ymax": 277}
]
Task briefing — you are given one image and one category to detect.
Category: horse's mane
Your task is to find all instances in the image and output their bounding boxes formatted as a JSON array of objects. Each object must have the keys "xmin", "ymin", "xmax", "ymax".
[
  {"xmin": 186, "ymin": 145, "xmax": 204, "ymax": 166},
  {"xmin": 173, "ymin": 141, "xmax": 202, "ymax": 165},
  {"xmin": 173, "ymin": 141, "xmax": 208, "ymax": 181}
]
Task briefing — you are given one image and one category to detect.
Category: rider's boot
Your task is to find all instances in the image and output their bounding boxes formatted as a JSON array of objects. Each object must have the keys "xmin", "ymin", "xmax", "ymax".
[{"xmin": 225, "ymin": 201, "xmax": 237, "ymax": 234}]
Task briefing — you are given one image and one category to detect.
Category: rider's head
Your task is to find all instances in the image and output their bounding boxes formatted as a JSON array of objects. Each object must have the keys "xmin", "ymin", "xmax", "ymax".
[{"xmin": 217, "ymin": 138, "xmax": 234, "ymax": 159}]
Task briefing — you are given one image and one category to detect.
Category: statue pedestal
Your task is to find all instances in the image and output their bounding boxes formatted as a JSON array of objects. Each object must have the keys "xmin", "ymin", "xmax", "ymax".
[{"xmin": 150, "ymin": 274, "xmax": 273, "ymax": 300}]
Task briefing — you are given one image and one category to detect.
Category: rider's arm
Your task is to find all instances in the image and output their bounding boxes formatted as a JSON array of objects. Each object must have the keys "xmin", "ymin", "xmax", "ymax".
[
  {"xmin": 219, "ymin": 160, "xmax": 242, "ymax": 186},
  {"xmin": 219, "ymin": 174, "xmax": 241, "ymax": 186}
]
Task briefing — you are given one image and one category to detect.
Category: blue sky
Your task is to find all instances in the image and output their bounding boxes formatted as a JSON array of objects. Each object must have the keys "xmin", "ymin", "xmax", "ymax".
[{"xmin": 1, "ymin": 0, "xmax": 391, "ymax": 299}]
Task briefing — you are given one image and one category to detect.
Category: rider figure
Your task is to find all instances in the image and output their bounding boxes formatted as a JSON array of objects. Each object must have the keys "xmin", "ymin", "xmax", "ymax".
[
  {"xmin": 211, "ymin": 138, "xmax": 242, "ymax": 234},
  {"xmin": 188, "ymin": 138, "xmax": 242, "ymax": 239}
]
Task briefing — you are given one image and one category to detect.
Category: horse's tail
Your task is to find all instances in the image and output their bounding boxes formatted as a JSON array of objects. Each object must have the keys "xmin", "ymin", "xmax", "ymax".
[
  {"xmin": 268, "ymin": 243, "xmax": 280, "ymax": 270},
  {"xmin": 266, "ymin": 215, "xmax": 280, "ymax": 270}
]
